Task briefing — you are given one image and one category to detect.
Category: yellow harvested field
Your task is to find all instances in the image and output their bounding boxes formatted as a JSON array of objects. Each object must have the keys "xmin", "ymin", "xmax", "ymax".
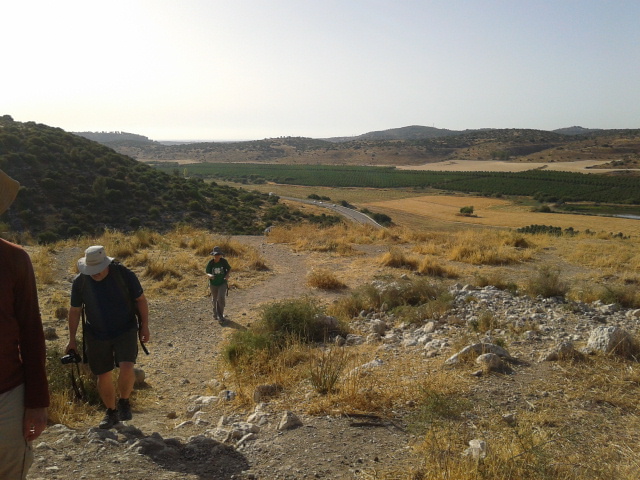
[
  {"xmin": 364, "ymin": 195, "xmax": 640, "ymax": 236},
  {"xmin": 396, "ymin": 159, "xmax": 626, "ymax": 173}
]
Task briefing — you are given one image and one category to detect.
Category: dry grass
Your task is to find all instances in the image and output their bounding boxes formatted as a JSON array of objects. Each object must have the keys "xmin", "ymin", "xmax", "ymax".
[
  {"xmin": 367, "ymin": 356, "xmax": 640, "ymax": 480},
  {"xmin": 417, "ymin": 256, "xmax": 459, "ymax": 278},
  {"xmin": 379, "ymin": 247, "xmax": 420, "ymax": 270},
  {"xmin": 364, "ymin": 194, "xmax": 640, "ymax": 237},
  {"xmin": 28, "ymin": 212, "xmax": 640, "ymax": 478},
  {"xmin": 267, "ymin": 223, "xmax": 363, "ymax": 254},
  {"xmin": 564, "ymin": 237, "xmax": 640, "ymax": 273},
  {"xmin": 29, "ymin": 245, "xmax": 56, "ymax": 285},
  {"xmin": 306, "ymin": 268, "xmax": 348, "ymax": 290}
]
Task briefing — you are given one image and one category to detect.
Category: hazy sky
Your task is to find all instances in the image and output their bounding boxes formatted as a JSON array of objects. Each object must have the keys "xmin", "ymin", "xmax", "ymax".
[{"xmin": 2, "ymin": 1, "xmax": 638, "ymax": 141}]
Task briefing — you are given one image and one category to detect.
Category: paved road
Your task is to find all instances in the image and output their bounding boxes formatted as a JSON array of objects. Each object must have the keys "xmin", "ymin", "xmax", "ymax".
[{"xmin": 278, "ymin": 196, "xmax": 383, "ymax": 228}]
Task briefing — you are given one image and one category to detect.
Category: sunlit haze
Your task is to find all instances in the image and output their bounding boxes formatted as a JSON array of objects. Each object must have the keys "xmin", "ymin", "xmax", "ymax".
[{"xmin": 2, "ymin": 1, "xmax": 638, "ymax": 141}]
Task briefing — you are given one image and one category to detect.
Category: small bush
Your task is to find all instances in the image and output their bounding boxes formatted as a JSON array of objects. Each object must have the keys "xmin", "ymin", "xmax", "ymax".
[
  {"xmin": 418, "ymin": 257, "xmax": 458, "ymax": 278},
  {"xmin": 306, "ymin": 269, "xmax": 347, "ymax": 290},
  {"xmin": 599, "ymin": 284, "xmax": 640, "ymax": 309},
  {"xmin": 143, "ymin": 258, "xmax": 183, "ymax": 281},
  {"xmin": 328, "ymin": 278, "xmax": 452, "ymax": 324},
  {"xmin": 470, "ymin": 310, "xmax": 501, "ymax": 332},
  {"xmin": 223, "ymin": 330, "xmax": 273, "ymax": 366},
  {"xmin": 526, "ymin": 265, "xmax": 569, "ymax": 298},
  {"xmin": 243, "ymin": 249, "xmax": 269, "ymax": 271},
  {"xmin": 327, "ymin": 284, "xmax": 379, "ymax": 319},
  {"xmin": 379, "ymin": 248, "xmax": 419, "ymax": 270},
  {"xmin": 261, "ymin": 298, "xmax": 336, "ymax": 344},
  {"xmin": 474, "ymin": 272, "xmax": 519, "ymax": 293},
  {"xmin": 309, "ymin": 347, "xmax": 348, "ymax": 394},
  {"xmin": 459, "ymin": 206, "xmax": 474, "ymax": 216}
]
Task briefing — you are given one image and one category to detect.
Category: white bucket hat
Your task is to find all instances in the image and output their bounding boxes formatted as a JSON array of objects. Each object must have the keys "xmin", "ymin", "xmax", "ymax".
[
  {"xmin": 77, "ymin": 245, "xmax": 113, "ymax": 275},
  {"xmin": 0, "ymin": 169, "xmax": 20, "ymax": 215}
]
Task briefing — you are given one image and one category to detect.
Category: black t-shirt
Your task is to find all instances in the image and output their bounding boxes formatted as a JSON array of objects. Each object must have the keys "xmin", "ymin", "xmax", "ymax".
[{"xmin": 71, "ymin": 263, "xmax": 143, "ymax": 340}]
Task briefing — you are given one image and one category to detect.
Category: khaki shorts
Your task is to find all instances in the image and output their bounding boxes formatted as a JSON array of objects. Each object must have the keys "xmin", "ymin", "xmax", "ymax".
[
  {"xmin": 0, "ymin": 384, "xmax": 32, "ymax": 480},
  {"xmin": 85, "ymin": 328, "xmax": 138, "ymax": 375}
]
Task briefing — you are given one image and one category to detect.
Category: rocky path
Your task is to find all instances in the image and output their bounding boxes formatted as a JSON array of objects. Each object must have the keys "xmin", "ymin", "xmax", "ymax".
[
  {"xmin": 31, "ymin": 237, "xmax": 418, "ymax": 479},
  {"xmin": 30, "ymin": 236, "xmax": 640, "ymax": 479}
]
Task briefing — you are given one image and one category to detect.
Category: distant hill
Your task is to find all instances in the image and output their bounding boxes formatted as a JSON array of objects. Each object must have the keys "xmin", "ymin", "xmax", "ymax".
[
  {"xmin": 89, "ymin": 126, "xmax": 639, "ymax": 169},
  {"xmin": 552, "ymin": 126, "xmax": 603, "ymax": 135},
  {"xmin": 0, "ymin": 116, "xmax": 305, "ymax": 242},
  {"xmin": 74, "ymin": 131, "xmax": 158, "ymax": 146},
  {"xmin": 325, "ymin": 125, "xmax": 465, "ymax": 142}
]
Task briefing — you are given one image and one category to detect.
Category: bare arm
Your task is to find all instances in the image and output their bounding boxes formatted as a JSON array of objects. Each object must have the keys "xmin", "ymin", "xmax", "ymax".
[
  {"xmin": 65, "ymin": 306, "xmax": 82, "ymax": 354},
  {"xmin": 136, "ymin": 293, "xmax": 150, "ymax": 343}
]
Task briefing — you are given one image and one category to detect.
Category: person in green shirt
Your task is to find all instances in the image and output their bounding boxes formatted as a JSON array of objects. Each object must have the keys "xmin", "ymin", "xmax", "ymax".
[{"xmin": 205, "ymin": 246, "xmax": 232, "ymax": 324}]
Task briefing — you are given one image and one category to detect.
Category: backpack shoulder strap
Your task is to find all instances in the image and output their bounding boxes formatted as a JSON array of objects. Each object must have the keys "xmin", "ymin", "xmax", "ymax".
[{"xmin": 109, "ymin": 261, "xmax": 135, "ymax": 306}]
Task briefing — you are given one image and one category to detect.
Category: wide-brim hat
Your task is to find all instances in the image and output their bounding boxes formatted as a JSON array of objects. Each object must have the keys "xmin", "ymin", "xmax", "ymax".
[
  {"xmin": 77, "ymin": 245, "xmax": 114, "ymax": 275},
  {"xmin": 0, "ymin": 169, "xmax": 20, "ymax": 215}
]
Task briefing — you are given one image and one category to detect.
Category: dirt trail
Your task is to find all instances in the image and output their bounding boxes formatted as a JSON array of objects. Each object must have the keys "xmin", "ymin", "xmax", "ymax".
[{"xmin": 33, "ymin": 237, "xmax": 417, "ymax": 479}]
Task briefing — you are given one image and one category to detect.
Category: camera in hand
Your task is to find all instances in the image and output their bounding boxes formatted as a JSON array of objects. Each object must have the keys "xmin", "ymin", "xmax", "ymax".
[{"xmin": 61, "ymin": 349, "xmax": 82, "ymax": 365}]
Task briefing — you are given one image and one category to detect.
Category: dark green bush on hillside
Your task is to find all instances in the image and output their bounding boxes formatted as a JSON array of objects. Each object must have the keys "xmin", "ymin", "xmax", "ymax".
[{"xmin": 371, "ymin": 212, "xmax": 392, "ymax": 226}]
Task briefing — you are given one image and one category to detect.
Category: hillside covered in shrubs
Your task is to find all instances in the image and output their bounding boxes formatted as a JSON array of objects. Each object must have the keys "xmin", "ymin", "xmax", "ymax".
[{"xmin": 0, "ymin": 116, "xmax": 315, "ymax": 242}]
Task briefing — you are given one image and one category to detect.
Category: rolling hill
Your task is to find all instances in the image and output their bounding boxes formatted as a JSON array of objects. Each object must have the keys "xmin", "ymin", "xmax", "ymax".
[
  {"xmin": 85, "ymin": 126, "xmax": 640, "ymax": 169},
  {"xmin": 0, "ymin": 116, "xmax": 307, "ymax": 242}
]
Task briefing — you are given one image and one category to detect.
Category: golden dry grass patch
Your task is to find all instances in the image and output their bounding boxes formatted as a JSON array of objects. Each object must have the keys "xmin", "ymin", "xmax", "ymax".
[{"xmin": 364, "ymin": 194, "xmax": 640, "ymax": 236}]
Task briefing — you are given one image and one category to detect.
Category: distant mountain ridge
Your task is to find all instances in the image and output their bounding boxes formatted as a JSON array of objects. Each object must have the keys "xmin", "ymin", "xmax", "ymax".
[
  {"xmin": 326, "ymin": 125, "xmax": 614, "ymax": 142},
  {"xmin": 92, "ymin": 125, "xmax": 638, "ymax": 168},
  {"xmin": 73, "ymin": 125, "xmax": 622, "ymax": 145}
]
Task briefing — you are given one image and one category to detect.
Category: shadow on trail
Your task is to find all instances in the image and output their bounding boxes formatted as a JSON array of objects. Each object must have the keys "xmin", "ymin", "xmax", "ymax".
[
  {"xmin": 220, "ymin": 319, "xmax": 247, "ymax": 331},
  {"xmin": 113, "ymin": 424, "xmax": 250, "ymax": 479}
]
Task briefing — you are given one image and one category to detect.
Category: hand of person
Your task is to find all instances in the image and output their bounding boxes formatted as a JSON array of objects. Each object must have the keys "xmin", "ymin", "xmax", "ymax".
[
  {"xmin": 139, "ymin": 325, "xmax": 151, "ymax": 344},
  {"xmin": 24, "ymin": 407, "xmax": 47, "ymax": 441},
  {"xmin": 65, "ymin": 339, "xmax": 77, "ymax": 354}
]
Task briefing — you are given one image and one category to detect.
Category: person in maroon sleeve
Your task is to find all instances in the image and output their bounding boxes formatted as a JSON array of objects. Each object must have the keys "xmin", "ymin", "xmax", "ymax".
[{"xmin": 0, "ymin": 169, "xmax": 50, "ymax": 479}]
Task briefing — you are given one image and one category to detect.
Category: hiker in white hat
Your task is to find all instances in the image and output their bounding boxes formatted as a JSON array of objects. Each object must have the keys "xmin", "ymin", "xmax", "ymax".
[
  {"xmin": 0, "ymin": 169, "xmax": 50, "ymax": 479},
  {"xmin": 65, "ymin": 245, "xmax": 150, "ymax": 429}
]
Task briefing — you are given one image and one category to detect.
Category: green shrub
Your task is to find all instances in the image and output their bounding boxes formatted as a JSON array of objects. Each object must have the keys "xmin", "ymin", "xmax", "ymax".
[
  {"xmin": 526, "ymin": 265, "xmax": 568, "ymax": 298},
  {"xmin": 459, "ymin": 206, "xmax": 474, "ymax": 216},
  {"xmin": 260, "ymin": 298, "xmax": 334, "ymax": 344},
  {"xmin": 223, "ymin": 298, "xmax": 347, "ymax": 367},
  {"xmin": 329, "ymin": 278, "xmax": 453, "ymax": 324},
  {"xmin": 599, "ymin": 284, "xmax": 640, "ymax": 308},
  {"xmin": 223, "ymin": 330, "xmax": 272, "ymax": 366}
]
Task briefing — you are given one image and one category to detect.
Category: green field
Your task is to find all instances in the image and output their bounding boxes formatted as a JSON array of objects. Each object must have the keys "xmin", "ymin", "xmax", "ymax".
[{"xmin": 153, "ymin": 162, "xmax": 640, "ymax": 204}]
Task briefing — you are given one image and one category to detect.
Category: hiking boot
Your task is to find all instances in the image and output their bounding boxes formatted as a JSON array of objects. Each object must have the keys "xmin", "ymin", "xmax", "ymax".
[
  {"xmin": 99, "ymin": 408, "xmax": 120, "ymax": 429},
  {"xmin": 118, "ymin": 398, "xmax": 132, "ymax": 421}
]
